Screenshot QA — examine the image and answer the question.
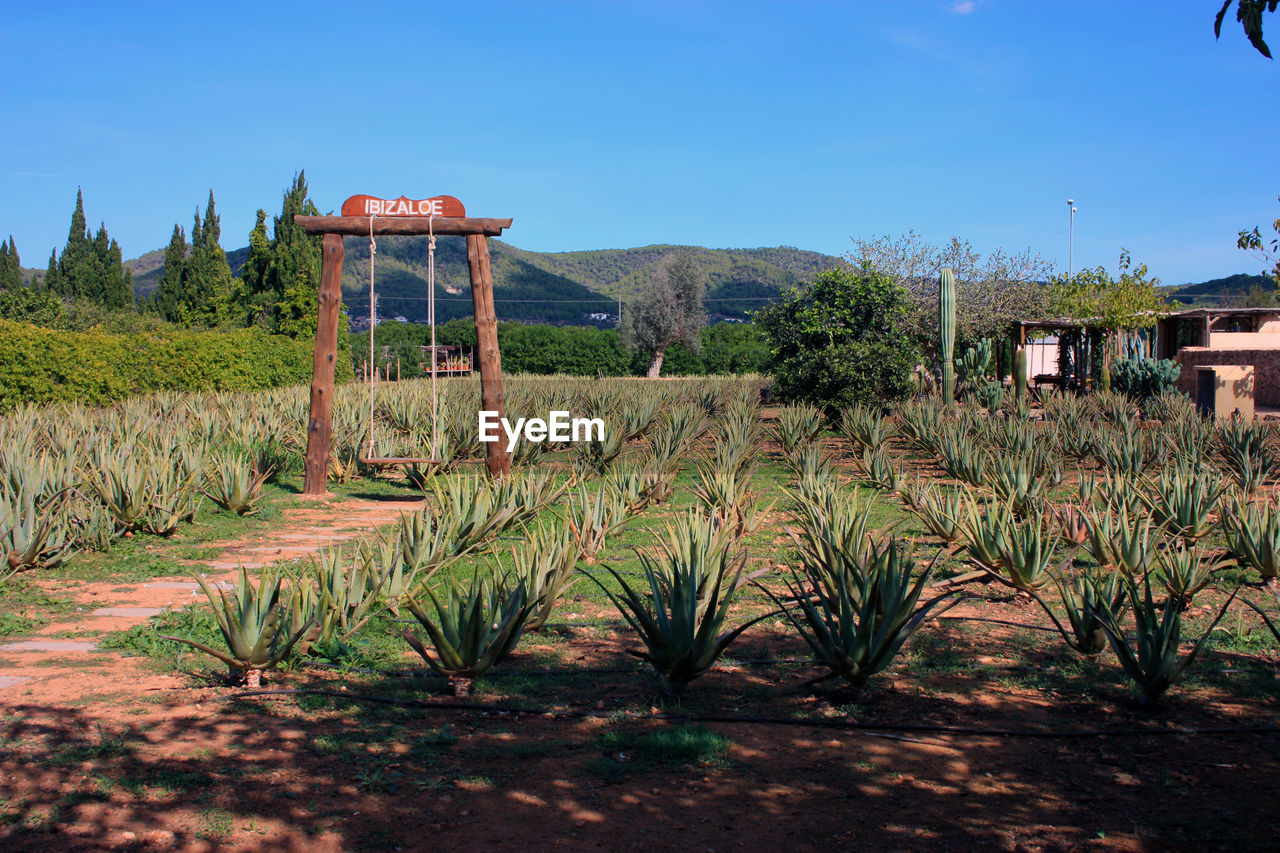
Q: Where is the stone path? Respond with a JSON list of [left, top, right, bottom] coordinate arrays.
[[0, 496, 425, 699]]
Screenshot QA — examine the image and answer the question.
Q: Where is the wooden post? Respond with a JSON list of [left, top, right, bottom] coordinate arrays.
[[303, 233, 345, 495], [467, 234, 511, 479]]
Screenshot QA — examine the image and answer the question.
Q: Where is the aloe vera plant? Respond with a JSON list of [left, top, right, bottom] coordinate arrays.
[[772, 404, 825, 457], [856, 445, 902, 492], [935, 424, 989, 487], [769, 536, 957, 693], [1220, 494, 1280, 583], [1154, 543, 1224, 609], [1093, 421, 1158, 477], [162, 566, 315, 687], [1216, 415, 1280, 495], [1, 487, 72, 573], [203, 450, 273, 515], [402, 571, 532, 697], [1138, 464, 1226, 542], [1032, 566, 1127, 656], [511, 523, 583, 631], [896, 399, 946, 454], [1084, 504, 1159, 575], [1087, 572, 1235, 705], [840, 402, 895, 452], [430, 476, 517, 557], [792, 484, 878, 586], [902, 479, 965, 544], [566, 484, 629, 560], [787, 443, 836, 501], [589, 513, 767, 695], [988, 452, 1060, 515]]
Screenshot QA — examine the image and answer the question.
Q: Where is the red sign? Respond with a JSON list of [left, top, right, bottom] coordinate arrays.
[[340, 194, 466, 218]]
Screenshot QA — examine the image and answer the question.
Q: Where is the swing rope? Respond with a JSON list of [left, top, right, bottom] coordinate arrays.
[[363, 212, 440, 465], [367, 214, 377, 459], [428, 215, 438, 461]]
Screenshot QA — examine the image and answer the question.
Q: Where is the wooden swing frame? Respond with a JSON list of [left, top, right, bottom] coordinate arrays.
[[294, 214, 514, 494]]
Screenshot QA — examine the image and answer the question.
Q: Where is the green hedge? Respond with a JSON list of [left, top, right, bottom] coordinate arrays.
[[0, 319, 348, 410], [356, 319, 769, 378]]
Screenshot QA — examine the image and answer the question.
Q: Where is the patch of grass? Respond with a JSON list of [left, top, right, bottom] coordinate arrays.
[[198, 806, 235, 841], [45, 725, 134, 766], [99, 604, 223, 671], [589, 724, 733, 779], [0, 575, 77, 636], [409, 725, 459, 760]]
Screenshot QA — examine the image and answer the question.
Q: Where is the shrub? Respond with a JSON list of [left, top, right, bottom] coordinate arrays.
[[755, 265, 919, 412], [1110, 357, 1180, 399], [0, 319, 340, 410]]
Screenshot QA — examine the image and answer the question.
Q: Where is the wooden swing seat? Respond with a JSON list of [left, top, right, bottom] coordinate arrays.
[[359, 456, 444, 466]]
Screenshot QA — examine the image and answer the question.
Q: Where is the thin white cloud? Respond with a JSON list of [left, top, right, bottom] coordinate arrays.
[[949, 1, 977, 14]]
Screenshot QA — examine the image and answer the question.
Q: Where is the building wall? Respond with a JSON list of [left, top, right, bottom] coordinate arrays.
[[1175, 347, 1280, 406], [1208, 332, 1280, 349]]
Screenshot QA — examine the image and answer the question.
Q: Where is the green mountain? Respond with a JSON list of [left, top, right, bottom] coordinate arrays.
[[1161, 273, 1277, 307], [121, 238, 841, 326]]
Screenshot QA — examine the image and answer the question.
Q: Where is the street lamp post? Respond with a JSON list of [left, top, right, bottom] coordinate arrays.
[[1067, 198, 1077, 280]]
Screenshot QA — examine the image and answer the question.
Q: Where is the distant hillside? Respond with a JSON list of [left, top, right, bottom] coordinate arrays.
[[1161, 273, 1276, 307], [25, 250, 1278, 323], [116, 239, 843, 326]]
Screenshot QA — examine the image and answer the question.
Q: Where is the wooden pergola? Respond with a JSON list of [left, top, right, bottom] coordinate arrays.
[[293, 213, 514, 495]]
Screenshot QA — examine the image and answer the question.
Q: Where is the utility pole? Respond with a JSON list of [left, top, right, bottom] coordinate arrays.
[[1067, 198, 1077, 280]]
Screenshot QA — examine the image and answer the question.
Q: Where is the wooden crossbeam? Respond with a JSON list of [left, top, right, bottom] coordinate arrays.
[[294, 215, 512, 237]]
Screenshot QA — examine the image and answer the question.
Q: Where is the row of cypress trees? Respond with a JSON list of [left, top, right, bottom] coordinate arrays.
[[1, 173, 323, 339], [0, 189, 138, 308]]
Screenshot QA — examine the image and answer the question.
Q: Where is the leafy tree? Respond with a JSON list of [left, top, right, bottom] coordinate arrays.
[[153, 224, 188, 322], [1216, 1, 1278, 57], [1048, 250, 1170, 367], [619, 251, 706, 377], [0, 237, 21, 289], [1238, 191, 1280, 285], [700, 322, 770, 374], [848, 229, 1052, 355], [756, 264, 920, 412]]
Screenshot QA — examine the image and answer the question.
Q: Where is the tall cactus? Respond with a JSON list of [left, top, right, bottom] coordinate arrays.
[[939, 268, 956, 402], [1013, 346, 1027, 400]]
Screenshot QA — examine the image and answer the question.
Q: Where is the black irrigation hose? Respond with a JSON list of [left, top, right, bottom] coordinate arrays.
[[939, 615, 1058, 634], [220, 688, 1280, 739], [300, 657, 817, 679]]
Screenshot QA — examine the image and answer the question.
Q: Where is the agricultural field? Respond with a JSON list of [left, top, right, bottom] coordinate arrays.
[[1, 377, 1279, 851]]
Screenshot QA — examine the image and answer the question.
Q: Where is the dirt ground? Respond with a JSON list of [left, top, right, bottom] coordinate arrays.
[[2, 476, 1279, 850]]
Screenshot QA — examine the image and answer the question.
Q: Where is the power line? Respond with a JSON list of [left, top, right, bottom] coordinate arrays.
[[342, 294, 784, 304]]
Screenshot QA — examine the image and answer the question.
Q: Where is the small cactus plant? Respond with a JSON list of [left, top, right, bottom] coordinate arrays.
[[1013, 347, 1027, 400]]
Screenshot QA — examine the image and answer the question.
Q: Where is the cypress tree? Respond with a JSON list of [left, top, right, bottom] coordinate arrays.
[[7, 237, 19, 289], [268, 171, 321, 299], [104, 231, 133, 308], [55, 188, 93, 298], [0, 236, 18, 289], [44, 249, 59, 294], [89, 224, 112, 304], [179, 191, 235, 325], [153, 224, 187, 322], [241, 209, 271, 296], [266, 171, 322, 337]]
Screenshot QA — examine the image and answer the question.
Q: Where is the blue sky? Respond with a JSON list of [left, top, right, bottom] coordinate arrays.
[[1, 1, 1276, 285]]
